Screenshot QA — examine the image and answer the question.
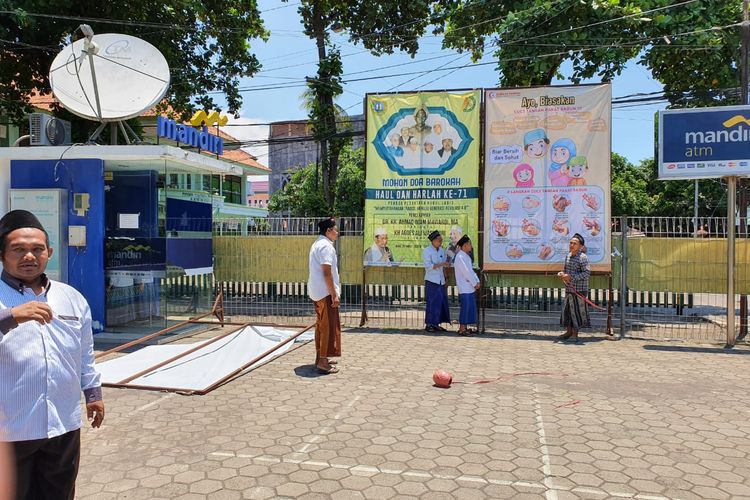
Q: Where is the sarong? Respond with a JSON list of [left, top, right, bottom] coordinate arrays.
[[314, 295, 342, 358], [425, 281, 450, 327], [458, 292, 477, 325], [560, 293, 590, 332]]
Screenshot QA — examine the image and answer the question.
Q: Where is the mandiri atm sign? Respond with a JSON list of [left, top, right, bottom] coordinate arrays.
[[659, 105, 750, 179]]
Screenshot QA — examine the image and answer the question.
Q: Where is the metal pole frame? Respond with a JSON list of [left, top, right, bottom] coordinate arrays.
[[116, 322, 254, 384], [360, 266, 369, 327], [619, 215, 628, 339], [101, 323, 315, 395], [96, 288, 225, 360], [727, 177, 737, 347]]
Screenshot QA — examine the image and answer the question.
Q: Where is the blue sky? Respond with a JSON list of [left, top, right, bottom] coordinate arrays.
[[226, 1, 666, 166]]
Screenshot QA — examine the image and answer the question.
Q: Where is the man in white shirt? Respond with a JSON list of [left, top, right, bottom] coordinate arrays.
[[453, 234, 480, 335], [308, 218, 342, 374], [423, 230, 451, 332], [422, 135, 441, 169], [0, 210, 104, 500], [364, 228, 393, 266]]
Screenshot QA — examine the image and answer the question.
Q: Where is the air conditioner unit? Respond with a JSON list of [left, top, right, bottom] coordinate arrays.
[[29, 113, 72, 146]]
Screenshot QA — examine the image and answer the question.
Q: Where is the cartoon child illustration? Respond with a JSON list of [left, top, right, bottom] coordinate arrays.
[[548, 138, 576, 186], [386, 133, 404, 158], [564, 156, 589, 186], [523, 128, 549, 185], [513, 163, 535, 188], [524, 128, 549, 158]]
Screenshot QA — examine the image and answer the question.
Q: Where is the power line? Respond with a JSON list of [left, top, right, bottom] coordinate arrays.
[[223, 23, 738, 95]]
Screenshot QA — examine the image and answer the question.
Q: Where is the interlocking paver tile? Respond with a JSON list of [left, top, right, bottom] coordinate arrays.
[[77, 329, 750, 499]]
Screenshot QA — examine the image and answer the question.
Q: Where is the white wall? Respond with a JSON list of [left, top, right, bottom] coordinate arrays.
[[0, 158, 10, 215]]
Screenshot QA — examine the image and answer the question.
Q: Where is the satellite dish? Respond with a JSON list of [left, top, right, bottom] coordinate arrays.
[[49, 33, 170, 122]]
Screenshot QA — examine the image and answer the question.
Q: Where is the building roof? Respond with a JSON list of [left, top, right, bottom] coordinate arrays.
[[250, 180, 269, 192], [26, 93, 269, 174]]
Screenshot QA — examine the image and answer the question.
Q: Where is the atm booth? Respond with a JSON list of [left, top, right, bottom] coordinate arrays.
[[0, 145, 247, 335]]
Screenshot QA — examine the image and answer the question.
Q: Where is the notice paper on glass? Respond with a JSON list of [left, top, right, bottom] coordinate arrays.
[[118, 213, 140, 229]]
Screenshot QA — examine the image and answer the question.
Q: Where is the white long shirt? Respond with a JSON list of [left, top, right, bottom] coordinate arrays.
[[0, 273, 101, 441], [454, 250, 480, 294], [366, 243, 390, 266], [308, 235, 340, 302]]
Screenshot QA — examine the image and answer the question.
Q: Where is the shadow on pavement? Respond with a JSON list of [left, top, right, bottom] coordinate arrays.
[[643, 345, 750, 355], [347, 327, 615, 344], [293, 364, 330, 378]]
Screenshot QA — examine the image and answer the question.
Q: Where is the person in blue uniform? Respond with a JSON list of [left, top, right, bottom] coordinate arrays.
[[423, 230, 451, 332]]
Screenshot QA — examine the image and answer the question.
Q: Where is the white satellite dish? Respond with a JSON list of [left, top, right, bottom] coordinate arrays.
[[49, 30, 170, 143]]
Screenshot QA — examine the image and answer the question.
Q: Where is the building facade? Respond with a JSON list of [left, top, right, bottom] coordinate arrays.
[[267, 115, 365, 200]]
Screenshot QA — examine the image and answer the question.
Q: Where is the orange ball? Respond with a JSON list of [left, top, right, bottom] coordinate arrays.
[[433, 369, 453, 388]]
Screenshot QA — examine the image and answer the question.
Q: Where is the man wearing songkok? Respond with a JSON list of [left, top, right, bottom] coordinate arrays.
[[453, 235, 480, 336], [308, 217, 342, 374], [557, 233, 591, 343], [0, 209, 104, 500], [364, 227, 393, 266], [423, 230, 451, 332]]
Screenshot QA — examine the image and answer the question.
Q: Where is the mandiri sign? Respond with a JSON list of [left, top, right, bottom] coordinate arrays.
[[157, 116, 224, 155], [658, 105, 750, 179]]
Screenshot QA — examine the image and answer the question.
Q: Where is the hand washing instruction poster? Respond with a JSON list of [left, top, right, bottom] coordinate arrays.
[[483, 84, 612, 272], [364, 91, 480, 267]]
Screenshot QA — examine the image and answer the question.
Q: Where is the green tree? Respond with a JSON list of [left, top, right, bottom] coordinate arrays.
[[294, 0, 436, 207], [268, 145, 365, 217], [1, 1, 268, 125], [435, 0, 742, 98], [640, 158, 727, 217], [610, 154, 727, 217], [267, 166, 330, 217], [639, 1, 743, 107], [611, 153, 655, 216], [333, 146, 365, 217]]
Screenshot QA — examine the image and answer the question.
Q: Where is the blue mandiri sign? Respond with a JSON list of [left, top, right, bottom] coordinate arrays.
[[658, 105, 750, 179], [157, 116, 224, 155]]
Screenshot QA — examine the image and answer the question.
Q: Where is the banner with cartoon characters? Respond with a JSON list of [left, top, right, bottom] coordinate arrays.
[[483, 84, 611, 272], [364, 91, 481, 267]]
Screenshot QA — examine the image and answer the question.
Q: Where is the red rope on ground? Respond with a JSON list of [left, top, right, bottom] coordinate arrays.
[[569, 287, 607, 311], [554, 399, 582, 409], [452, 371, 567, 385]]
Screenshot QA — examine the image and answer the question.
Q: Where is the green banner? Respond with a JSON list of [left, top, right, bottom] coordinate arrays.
[[364, 91, 481, 267]]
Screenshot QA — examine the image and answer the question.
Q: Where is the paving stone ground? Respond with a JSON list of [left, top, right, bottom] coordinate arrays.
[[80, 329, 750, 500]]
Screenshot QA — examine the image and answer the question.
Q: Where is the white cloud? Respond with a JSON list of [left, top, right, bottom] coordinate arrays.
[[225, 115, 269, 171]]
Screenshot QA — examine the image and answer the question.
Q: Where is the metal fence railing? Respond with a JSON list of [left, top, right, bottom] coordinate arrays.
[[144, 216, 750, 345], [213, 217, 364, 236]]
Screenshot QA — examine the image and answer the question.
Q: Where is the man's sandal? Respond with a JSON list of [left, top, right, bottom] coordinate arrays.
[[317, 365, 340, 374]]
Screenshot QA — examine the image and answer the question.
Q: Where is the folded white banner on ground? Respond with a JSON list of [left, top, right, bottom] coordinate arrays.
[[97, 326, 305, 391]]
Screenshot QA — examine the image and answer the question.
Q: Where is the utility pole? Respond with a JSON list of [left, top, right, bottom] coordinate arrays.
[[738, 0, 750, 342]]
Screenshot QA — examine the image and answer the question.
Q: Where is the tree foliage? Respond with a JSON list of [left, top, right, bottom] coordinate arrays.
[[435, 0, 743, 102], [611, 153, 727, 217], [294, 0, 435, 207], [611, 153, 655, 216], [0, 0, 268, 124], [268, 145, 365, 217]]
